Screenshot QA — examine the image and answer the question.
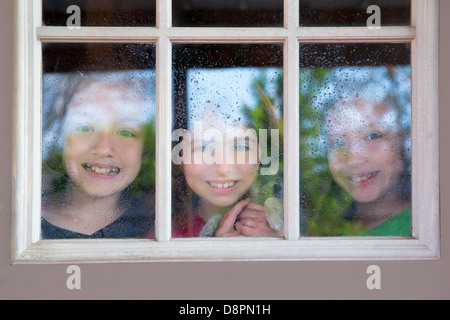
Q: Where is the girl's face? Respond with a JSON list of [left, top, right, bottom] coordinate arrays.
[[183, 126, 260, 208], [325, 100, 405, 203], [62, 81, 145, 198]]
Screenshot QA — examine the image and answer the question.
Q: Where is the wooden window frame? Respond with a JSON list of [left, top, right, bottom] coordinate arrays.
[[12, 0, 440, 263]]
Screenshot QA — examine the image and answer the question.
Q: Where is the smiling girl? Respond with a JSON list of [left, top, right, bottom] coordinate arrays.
[[41, 72, 154, 239], [171, 109, 283, 238], [324, 95, 411, 236]]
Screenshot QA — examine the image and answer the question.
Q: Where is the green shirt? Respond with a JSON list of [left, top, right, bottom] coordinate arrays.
[[361, 207, 412, 237]]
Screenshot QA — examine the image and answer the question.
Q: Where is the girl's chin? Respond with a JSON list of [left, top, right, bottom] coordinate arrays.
[[205, 195, 242, 209], [352, 192, 380, 203], [345, 184, 382, 203], [71, 185, 123, 199]]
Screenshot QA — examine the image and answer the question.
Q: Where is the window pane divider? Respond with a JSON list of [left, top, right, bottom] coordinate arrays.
[[36, 26, 416, 43], [297, 26, 416, 43], [155, 0, 172, 242], [155, 35, 172, 242], [283, 0, 300, 239]]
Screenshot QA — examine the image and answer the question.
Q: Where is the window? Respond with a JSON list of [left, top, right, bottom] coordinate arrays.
[[12, 0, 439, 263]]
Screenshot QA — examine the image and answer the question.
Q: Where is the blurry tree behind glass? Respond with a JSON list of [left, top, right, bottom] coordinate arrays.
[[242, 70, 284, 206]]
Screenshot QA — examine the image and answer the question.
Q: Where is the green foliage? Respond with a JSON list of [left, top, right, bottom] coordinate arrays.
[[126, 119, 156, 196], [242, 71, 284, 206], [42, 145, 69, 196]]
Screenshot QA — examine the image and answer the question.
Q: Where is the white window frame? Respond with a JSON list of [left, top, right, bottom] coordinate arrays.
[[12, 0, 439, 264]]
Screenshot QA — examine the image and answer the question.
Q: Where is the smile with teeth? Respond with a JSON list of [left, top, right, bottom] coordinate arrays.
[[83, 164, 120, 175], [350, 171, 378, 183], [207, 180, 238, 189]]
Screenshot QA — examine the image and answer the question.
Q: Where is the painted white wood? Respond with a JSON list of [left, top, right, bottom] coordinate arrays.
[[11, 0, 440, 263], [297, 26, 416, 43], [283, 0, 300, 240], [410, 0, 440, 257], [12, 0, 29, 261], [12, 0, 42, 261], [155, 0, 172, 242], [36, 26, 416, 43], [12, 237, 438, 264], [31, 0, 43, 244]]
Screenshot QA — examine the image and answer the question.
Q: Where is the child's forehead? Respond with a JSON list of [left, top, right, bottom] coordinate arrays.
[[72, 81, 139, 101], [189, 108, 245, 132], [325, 99, 398, 133], [67, 81, 147, 122]]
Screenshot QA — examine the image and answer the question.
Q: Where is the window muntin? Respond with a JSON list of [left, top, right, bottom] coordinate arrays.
[[172, 0, 283, 27], [299, 43, 411, 237], [41, 43, 156, 239], [300, 0, 411, 27], [11, 0, 439, 263], [42, 0, 157, 27], [171, 44, 283, 238]]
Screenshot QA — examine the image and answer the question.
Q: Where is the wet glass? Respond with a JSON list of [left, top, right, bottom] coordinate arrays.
[[172, 0, 283, 27], [41, 43, 156, 239], [299, 43, 412, 237], [172, 44, 284, 238], [42, 0, 156, 27], [300, 0, 410, 27]]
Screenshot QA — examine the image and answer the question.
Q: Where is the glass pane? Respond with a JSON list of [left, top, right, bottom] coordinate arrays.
[[41, 43, 156, 239], [173, 0, 283, 27], [43, 0, 156, 27], [300, 0, 410, 27], [299, 43, 411, 237], [172, 44, 284, 238]]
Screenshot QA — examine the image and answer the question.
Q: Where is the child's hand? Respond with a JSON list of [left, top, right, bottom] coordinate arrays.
[[215, 198, 283, 238], [235, 202, 284, 237], [215, 198, 251, 237]]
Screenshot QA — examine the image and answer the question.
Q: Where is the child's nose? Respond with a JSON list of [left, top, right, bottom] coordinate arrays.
[[346, 142, 368, 166], [91, 131, 114, 157], [213, 162, 234, 175]]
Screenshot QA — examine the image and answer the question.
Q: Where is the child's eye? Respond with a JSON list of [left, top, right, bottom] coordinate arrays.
[[328, 140, 346, 150], [193, 143, 209, 153], [75, 125, 94, 132], [117, 129, 137, 138], [234, 144, 249, 152], [193, 146, 204, 153], [203, 143, 217, 153], [367, 132, 383, 140]]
